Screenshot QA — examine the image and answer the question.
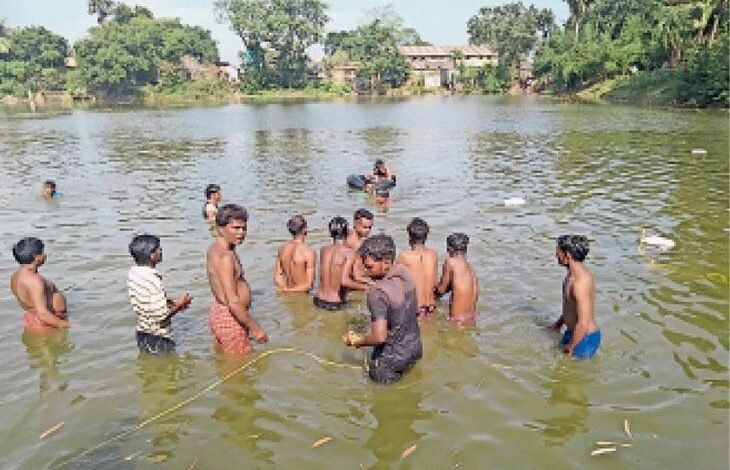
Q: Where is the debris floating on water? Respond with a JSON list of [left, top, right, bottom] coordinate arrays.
[[311, 436, 333, 448], [623, 419, 634, 440], [187, 458, 198, 470], [401, 444, 417, 459], [691, 148, 707, 155], [504, 197, 526, 207], [39, 421, 64, 439], [591, 447, 617, 456], [595, 441, 619, 446]]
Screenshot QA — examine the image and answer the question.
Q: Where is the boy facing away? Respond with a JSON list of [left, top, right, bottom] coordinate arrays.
[[274, 215, 316, 293], [128, 234, 192, 354], [396, 217, 439, 318], [435, 233, 479, 323]]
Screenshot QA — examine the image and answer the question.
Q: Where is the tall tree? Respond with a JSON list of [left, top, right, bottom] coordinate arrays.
[[88, 0, 116, 24]]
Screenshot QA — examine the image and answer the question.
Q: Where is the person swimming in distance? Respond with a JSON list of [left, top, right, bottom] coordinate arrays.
[[10, 237, 69, 331], [274, 215, 316, 293], [374, 189, 390, 208], [362, 159, 396, 192], [435, 233, 479, 324], [203, 184, 221, 224], [549, 235, 600, 359], [41, 180, 58, 199]]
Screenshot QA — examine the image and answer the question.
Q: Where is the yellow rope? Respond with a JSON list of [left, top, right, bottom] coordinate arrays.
[[51, 347, 361, 469]]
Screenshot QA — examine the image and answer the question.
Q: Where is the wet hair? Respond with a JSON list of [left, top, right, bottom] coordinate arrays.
[[216, 204, 248, 227], [557, 235, 589, 262], [12, 237, 44, 264], [328, 216, 348, 240], [359, 234, 396, 262], [205, 184, 220, 199], [374, 159, 384, 166], [447, 233, 469, 253], [287, 215, 307, 235], [129, 234, 160, 265], [44, 180, 56, 192], [353, 208, 373, 222], [375, 189, 389, 198], [407, 217, 429, 244]]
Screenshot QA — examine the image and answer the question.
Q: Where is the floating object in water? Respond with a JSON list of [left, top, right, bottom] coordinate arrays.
[[591, 447, 617, 456], [623, 419, 634, 440], [503, 197, 526, 207], [595, 441, 618, 446], [347, 174, 395, 192], [640, 229, 675, 250], [39, 421, 64, 439], [401, 444, 417, 459], [691, 148, 707, 155], [311, 436, 333, 448], [186, 458, 198, 470]]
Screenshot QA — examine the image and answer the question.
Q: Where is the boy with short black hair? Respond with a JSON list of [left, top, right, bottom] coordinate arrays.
[[128, 234, 192, 354], [435, 233, 479, 323]]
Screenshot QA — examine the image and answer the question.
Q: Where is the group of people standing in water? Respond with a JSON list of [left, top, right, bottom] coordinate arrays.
[[10, 163, 600, 384]]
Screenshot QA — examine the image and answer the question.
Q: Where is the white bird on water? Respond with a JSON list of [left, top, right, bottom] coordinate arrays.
[[504, 197, 526, 207], [640, 228, 675, 250]]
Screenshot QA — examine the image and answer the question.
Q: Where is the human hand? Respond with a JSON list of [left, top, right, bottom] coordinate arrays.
[[251, 325, 268, 344], [343, 331, 362, 347], [548, 319, 563, 331], [563, 345, 573, 356], [173, 293, 193, 311]]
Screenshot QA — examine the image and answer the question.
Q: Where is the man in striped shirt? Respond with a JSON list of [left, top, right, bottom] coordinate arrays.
[[128, 234, 192, 354]]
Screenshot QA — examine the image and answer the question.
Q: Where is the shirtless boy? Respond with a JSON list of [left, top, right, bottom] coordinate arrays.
[[435, 233, 479, 323], [549, 235, 600, 359], [203, 184, 221, 224], [41, 180, 57, 199], [314, 217, 367, 310], [397, 218, 438, 318], [344, 208, 374, 285], [207, 204, 267, 354], [274, 215, 316, 293], [343, 234, 422, 384], [363, 159, 396, 192], [10, 237, 69, 331]]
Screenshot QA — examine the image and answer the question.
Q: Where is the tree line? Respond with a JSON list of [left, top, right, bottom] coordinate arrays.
[[0, 0, 727, 105]]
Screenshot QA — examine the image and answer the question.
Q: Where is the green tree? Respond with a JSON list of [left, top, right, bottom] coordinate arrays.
[[215, 0, 329, 89], [88, 0, 116, 24], [0, 26, 68, 95]]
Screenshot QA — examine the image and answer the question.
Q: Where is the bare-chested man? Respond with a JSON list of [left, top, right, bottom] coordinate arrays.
[[10, 237, 69, 331], [397, 218, 438, 318], [549, 235, 600, 359], [344, 208, 374, 286], [274, 215, 316, 293], [435, 233, 479, 323], [207, 204, 267, 354], [314, 217, 368, 310]]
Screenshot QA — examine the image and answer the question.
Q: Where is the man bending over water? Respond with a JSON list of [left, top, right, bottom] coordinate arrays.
[[207, 204, 267, 354], [10, 237, 69, 331], [314, 217, 366, 310], [549, 235, 600, 359], [344, 234, 422, 384], [274, 215, 316, 293], [397, 218, 438, 318], [435, 233, 479, 323]]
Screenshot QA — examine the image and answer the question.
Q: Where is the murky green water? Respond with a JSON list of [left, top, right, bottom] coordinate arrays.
[[0, 96, 727, 469]]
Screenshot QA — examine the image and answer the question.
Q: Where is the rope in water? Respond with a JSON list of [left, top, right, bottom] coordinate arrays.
[[51, 347, 362, 469]]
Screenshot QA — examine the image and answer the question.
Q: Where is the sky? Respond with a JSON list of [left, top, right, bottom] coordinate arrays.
[[0, 0, 569, 64]]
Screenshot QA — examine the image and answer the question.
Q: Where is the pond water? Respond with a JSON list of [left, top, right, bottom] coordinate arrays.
[[0, 96, 727, 469]]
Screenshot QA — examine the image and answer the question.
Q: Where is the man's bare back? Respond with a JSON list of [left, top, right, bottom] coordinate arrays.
[[561, 264, 596, 333], [436, 233, 478, 321], [274, 240, 316, 292], [397, 246, 438, 314], [315, 242, 355, 304]]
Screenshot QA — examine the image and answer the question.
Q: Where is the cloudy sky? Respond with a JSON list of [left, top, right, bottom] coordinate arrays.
[[2, 0, 569, 63]]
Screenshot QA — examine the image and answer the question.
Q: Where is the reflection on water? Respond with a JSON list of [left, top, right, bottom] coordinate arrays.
[[0, 98, 727, 468]]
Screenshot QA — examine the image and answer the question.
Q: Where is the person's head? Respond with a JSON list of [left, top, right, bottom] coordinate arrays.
[[41, 180, 56, 198], [446, 233, 469, 255], [328, 216, 348, 241], [205, 184, 221, 203], [353, 208, 374, 238], [407, 217, 429, 245], [287, 214, 307, 237], [215, 204, 249, 245], [556, 235, 589, 265], [358, 234, 396, 279], [375, 189, 390, 204], [129, 234, 162, 266], [373, 159, 386, 176], [13, 237, 46, 266]]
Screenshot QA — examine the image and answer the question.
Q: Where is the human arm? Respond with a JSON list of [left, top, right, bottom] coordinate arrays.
[[29, 277, 69, 328], [166, 293, 192, 318], [219, 255, 266, 341], [273, 251, 288, 291], [344, 319, 387, 348], [340, 253, 370, 291], [435, 259, 452, 297], [548, 315, 564, 331], [563, 279, 592, 355]]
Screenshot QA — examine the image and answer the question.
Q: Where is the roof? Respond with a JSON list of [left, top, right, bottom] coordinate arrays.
[[399, 45, 497, 57]]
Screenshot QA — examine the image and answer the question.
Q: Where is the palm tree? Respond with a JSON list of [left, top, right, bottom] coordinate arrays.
[[566, 0, 596, 41]]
